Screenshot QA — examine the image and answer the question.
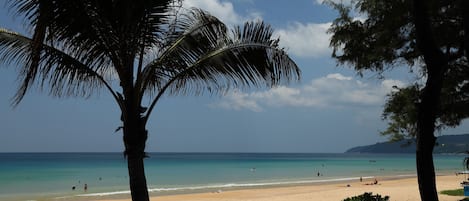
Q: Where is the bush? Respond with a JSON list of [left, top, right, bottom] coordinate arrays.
[[343, 192, 390, 201]]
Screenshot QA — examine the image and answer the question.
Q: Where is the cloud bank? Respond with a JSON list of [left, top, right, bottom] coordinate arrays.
[[315, 0, 354, 5], [182, 0, 371, 58], [183, 0, 261, 26], [275, 22, 332, 58], [183, 0, 332, 58], [210, 73, 406, 112]]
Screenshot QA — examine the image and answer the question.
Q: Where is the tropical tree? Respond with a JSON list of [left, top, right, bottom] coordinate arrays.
[[381, 63, 469, 140], [0, 1, 300, 200], [327, 0, 468, 200]]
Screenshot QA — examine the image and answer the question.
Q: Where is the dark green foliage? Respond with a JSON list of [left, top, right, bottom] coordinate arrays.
[[328, 0, 469, 141], [327, 0, 416, 74], [381, 62, 469, 140], [327, 0, 469, 200], [343, 192, 390, 201], [381, 85, 419, 140], [327, 0, 469, 152], [328, 0, 466, 74]]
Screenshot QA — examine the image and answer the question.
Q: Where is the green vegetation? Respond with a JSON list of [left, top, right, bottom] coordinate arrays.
[[343, 192, 390, 201], [440, 189, 464, 196], [439, 189, 469, 201], [327, 0, 469, 200]]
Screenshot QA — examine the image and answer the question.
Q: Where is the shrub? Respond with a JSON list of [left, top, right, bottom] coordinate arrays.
[[343, 192, 390, 201]]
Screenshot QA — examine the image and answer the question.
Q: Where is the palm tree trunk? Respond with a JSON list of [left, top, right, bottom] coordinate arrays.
[[127, 152, 150, 201], [123, 107, 150, 201]]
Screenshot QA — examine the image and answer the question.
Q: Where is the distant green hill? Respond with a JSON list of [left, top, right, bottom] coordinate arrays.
[[345, 134, 469, 154]]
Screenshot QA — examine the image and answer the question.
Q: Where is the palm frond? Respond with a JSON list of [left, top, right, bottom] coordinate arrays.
[[142, 17, 300, 120], [4, 0, 179, 107], [156, 20, 298, 95], [166, 32, 299, 96], [139, 8, 228, 96], [9, 0, 178, 73], [0, 29, 118, 106]]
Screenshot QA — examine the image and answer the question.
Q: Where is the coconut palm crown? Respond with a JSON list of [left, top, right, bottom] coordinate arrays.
[[0, 0, 300, 200]]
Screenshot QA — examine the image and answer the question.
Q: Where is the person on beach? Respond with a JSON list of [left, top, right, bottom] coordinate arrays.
[[84, 183, 88, 191], [365, 178, 378, 185]]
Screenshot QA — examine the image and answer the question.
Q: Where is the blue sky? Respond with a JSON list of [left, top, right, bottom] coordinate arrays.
[[0, 0, 468, 153]]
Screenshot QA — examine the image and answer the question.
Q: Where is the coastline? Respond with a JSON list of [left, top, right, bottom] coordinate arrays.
[[79, 174, 466, 201], [2, 153, 465, 201]]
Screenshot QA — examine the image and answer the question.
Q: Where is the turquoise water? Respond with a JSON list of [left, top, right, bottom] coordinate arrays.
[[0, 153, 465, 200]]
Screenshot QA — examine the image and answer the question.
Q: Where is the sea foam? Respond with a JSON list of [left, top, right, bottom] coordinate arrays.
[[75, 176, 378, 197]]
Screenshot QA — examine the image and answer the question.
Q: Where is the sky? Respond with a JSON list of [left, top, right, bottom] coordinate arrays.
[[0, 0, 468, 153]]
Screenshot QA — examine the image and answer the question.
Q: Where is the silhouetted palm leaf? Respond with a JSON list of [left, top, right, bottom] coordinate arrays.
[[0, 29, 120, 107], [141, 10, 299, 119]]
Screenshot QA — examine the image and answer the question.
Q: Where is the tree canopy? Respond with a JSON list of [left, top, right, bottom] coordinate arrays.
[[327, 0, 468, 200], [327, 0, 469, 140], [382, 63, 469, 140]]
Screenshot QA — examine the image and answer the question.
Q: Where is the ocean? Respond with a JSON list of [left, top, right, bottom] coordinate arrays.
[[0, 152, 465, 201]]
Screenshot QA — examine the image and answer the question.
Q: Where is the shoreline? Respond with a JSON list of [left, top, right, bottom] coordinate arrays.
[[61, 174, 420, 200], [74, 174, 466, 201], [2, 153, 464, 201], [70, 175, 410, 198]]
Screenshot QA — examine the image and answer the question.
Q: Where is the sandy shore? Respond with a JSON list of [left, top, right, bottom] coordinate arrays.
[[100, 175, 467, 201]]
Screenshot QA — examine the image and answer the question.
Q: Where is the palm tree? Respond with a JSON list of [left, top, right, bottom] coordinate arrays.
[[0, 0, 300, 200]]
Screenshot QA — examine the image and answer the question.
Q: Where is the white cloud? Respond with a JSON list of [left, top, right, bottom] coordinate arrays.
[[183, 0, 261, 26], [274, 22, 332, 58], [326, 73, 352, 81], [210, 73, 407, 112], [315, 0, 353, 5], [209, 90, 263, 112], [183, 0, 332, 58]]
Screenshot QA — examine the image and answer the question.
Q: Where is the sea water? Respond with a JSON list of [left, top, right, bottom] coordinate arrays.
[[0, 152, 465, 200]]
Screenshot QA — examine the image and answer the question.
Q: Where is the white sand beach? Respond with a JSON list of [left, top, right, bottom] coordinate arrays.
[[100, 174, 467, 201]]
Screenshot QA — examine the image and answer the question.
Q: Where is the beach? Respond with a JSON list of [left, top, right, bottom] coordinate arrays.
[[1, 153, 466, 200], [98, 175, 466, 201]]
